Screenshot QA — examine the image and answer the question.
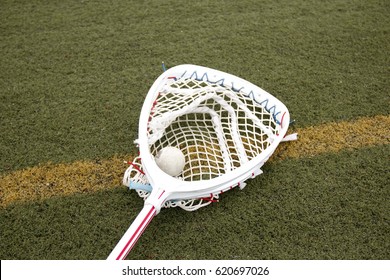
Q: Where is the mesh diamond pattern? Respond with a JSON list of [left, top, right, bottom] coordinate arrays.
[[124, 77, 280, 211]]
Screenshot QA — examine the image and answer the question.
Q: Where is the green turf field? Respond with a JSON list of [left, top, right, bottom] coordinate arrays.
[[0, 0, 389, 260]]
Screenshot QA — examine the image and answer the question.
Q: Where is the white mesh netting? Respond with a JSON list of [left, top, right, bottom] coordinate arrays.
[[124, 77, 280, 211]]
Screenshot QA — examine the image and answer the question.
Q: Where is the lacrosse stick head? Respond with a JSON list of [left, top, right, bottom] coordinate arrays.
[[125, 64, 290, 212]]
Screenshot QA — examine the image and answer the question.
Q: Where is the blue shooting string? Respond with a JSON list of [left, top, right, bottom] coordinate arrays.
[[162, 61, 167, 72]]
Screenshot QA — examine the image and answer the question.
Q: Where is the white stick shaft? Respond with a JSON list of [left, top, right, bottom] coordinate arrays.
[[107, 204, 156, 260]]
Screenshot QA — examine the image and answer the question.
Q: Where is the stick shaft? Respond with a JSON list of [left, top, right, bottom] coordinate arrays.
[[107, 204, 156, 260]]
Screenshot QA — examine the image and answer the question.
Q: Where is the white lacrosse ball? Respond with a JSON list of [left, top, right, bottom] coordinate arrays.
[[155, 146, 186, 177]]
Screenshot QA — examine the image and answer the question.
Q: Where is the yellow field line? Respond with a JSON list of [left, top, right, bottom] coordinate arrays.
[[272, 114, 390, 160], [1, 115, 389, 208]]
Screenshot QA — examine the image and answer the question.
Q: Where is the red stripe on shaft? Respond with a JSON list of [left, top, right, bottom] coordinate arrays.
[[116, 207, 156, 260]]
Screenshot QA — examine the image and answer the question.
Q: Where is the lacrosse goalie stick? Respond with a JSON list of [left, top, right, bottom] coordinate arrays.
[[107, 64, 296, 260]]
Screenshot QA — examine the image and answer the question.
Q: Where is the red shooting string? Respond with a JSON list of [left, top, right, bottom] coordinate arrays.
[[127, 161, 145, 175], [201, 194, 219, 203], [276, 111, 287, 136]]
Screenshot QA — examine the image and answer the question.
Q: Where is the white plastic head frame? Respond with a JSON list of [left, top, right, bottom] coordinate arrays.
[[138, 64, 289, 213]]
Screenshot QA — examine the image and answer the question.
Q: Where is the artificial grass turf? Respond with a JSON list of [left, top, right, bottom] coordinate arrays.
[[1, 0, 389, 261], [1, 0, 389, 173], [0, 145, 388, 260]]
